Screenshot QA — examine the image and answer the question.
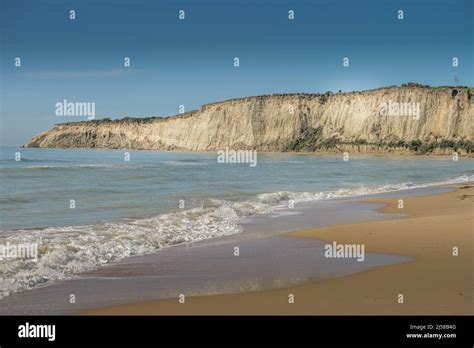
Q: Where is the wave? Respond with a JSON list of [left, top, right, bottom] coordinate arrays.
[[260, 160, 305, 164], [0, 174, 472, 299], [0, 163, 147, 172], [11, 161, 209, 170], [255, 174, 472, 206], [0, 205, 243, 298], [25, 164, 129, 170], [163, 160, 209, 166], [0, 158, 42, 163], [0, 164, 130, 172]]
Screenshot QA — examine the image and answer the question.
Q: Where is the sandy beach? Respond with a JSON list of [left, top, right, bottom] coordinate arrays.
[[83, 185, 473, 315]]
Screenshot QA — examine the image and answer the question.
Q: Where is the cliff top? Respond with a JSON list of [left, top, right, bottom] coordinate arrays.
[[56, 84, 472, 127]]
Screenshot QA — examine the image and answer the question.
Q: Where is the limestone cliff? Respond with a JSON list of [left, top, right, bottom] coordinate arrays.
[[23, 85, 474, 155]]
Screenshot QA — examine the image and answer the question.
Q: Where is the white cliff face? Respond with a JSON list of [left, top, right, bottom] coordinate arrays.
[[23, 86, 474, 155]]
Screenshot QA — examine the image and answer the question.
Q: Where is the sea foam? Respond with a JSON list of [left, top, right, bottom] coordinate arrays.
[[0, 174, 472, 299]]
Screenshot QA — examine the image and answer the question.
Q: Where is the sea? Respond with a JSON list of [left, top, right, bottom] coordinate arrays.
[[0, 146, 473, 298]]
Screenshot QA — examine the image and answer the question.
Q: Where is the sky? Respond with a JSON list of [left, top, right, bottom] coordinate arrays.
[[0, 0, 473, 146]]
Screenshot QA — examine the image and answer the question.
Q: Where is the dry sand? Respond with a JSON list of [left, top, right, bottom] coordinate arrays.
[[84, 185, 473, 315]]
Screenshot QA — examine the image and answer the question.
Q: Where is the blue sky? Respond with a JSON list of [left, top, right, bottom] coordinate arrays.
[[1, 0, 472, 145]]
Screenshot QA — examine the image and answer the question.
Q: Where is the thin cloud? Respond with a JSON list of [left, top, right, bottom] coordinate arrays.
[[21, 68, 145, 79]]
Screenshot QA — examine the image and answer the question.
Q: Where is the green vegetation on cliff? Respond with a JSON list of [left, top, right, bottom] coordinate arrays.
[[286, 129, 474, 154]]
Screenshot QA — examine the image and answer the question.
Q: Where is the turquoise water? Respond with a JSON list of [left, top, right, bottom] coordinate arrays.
[[2, 147, 473, 230], [0, 146, 472, 297]]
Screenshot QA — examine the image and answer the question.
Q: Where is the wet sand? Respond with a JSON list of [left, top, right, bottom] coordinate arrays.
[[84, 185, 473, 315], [0, 197, 405, 314]]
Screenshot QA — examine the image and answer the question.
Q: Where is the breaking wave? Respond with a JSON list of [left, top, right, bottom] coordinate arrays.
[[0, 174, 472, 299]]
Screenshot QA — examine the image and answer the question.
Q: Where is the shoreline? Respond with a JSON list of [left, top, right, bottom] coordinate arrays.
[[0, 183, 470, 314], [16, 145, 473, 157], [83, 184, 473, 315], [0, 193, 407, 314]]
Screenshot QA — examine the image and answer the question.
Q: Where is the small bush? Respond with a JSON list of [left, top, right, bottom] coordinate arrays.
[[408, 140, 423, 151]]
